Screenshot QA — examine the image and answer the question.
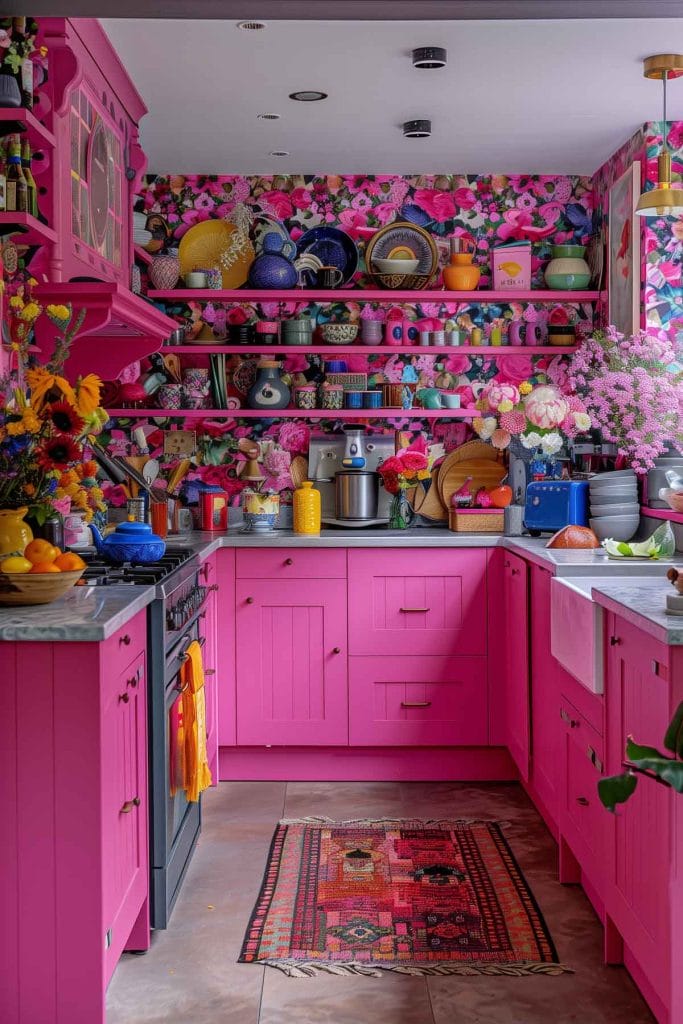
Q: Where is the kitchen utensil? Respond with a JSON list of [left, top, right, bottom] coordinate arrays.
[[179, 220, 254, 289], [448, 440, 502, 464], [335, 470, 379, 520], [290, 455, 309, 489], [89, 521, 166, 564], [320, 384, 344, 410], [296, 226, 359, 287], [0, 568, 85, 607], [294, 385, 317, 410], [253, 216, 297, 260], [345, 391, 363, 409], [588, 489, 637, 505], [199, 486, 228, 531], [439, 391, 461, 409], [589, 514, 640, 542], [184, 271, 207, 289], [248, 252, 298, 289], [524, 480, 589, 535], [241, 490, 279, 533], [438, 457, 507, 509], [63, 512, 93, 549]]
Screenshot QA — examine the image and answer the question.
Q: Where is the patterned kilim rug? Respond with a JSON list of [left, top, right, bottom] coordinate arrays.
[[239, 818, 570, 977]]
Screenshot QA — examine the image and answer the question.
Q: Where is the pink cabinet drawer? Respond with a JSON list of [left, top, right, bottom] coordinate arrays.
[[348, 549, 487, 656], [236, 548, 346, 579], [105, 610, 146, 664], [349, 655, 488, 746], [559, 696, 609, 885]]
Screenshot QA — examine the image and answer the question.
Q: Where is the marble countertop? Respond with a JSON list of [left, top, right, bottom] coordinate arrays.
[[0, 584, 156, 642]]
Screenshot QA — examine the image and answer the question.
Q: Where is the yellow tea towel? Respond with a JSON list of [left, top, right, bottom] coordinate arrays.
[[180, 639, 212, 802]]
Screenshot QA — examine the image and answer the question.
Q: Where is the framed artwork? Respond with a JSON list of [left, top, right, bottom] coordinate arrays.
[[608, 163, 641, 336]]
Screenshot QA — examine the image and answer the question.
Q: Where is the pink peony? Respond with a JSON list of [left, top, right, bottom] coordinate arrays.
[[524, 386, 569, 429], [482, 381, 520, 411]]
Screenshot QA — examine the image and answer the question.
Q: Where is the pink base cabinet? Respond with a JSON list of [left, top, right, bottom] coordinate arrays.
[[1, 611, 150, 1024]]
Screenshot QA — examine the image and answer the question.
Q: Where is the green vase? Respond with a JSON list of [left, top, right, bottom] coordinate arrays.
[[389, 490, 413, 530]]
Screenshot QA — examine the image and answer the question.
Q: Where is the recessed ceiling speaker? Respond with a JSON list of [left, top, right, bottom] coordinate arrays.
[[402, 119, 432, 138], [412, 47, 447, 69]]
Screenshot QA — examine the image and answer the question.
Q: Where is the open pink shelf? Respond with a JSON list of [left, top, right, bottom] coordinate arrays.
[[0, 107, 55, 147], [106, 407, 479, 420], [148, 288, 601, 304], [0, 211, 57, 243], [160, 344, 578, 356], [641, 506, 683, 525], [133, 245, 154, 266]]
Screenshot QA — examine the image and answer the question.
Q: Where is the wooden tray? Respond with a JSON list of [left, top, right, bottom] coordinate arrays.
[[438, 457, 507, 509]]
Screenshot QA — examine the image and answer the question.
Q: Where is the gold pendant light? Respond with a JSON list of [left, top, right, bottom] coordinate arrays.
[[635, 54, 683, 218]]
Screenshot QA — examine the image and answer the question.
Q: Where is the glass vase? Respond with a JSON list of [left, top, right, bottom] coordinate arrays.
[[389, 489, 413, 530]]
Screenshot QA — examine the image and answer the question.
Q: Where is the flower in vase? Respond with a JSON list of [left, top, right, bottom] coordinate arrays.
[[473, 416, 497, 441], [36, 435, 82, 471], [499, 410, 527, 435], [524, 385, 568, 429], [492, 428, 512, 450], [521, 431, 543, 450], [46, 401, 85, 436], [540, 432, 563, 456]]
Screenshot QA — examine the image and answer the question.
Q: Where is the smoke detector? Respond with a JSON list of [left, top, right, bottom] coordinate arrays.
[[402, 119, 432, 138], [412, 47, 447, 69]]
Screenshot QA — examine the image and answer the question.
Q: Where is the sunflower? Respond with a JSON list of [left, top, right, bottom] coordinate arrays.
[[46, 401, 85, 436], [25, 368, 76, 411], [36, 435, 82, 471], [74, 373, 103, 415]]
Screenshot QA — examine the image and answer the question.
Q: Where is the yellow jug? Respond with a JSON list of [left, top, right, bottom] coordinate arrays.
[[0, 507, 34, 557], [293, 481, 321, 535]]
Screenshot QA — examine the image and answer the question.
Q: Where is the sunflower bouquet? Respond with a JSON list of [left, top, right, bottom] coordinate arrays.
[[0, 303, 109, 525]]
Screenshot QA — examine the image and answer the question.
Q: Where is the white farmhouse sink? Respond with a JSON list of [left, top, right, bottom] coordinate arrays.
[[550, 578, 604, 694]]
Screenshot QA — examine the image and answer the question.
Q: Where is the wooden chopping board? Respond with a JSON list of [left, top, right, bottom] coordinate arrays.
[[446, 439, 501, 464], [438, 457, 507, 508], [408, 467, 448, 522]]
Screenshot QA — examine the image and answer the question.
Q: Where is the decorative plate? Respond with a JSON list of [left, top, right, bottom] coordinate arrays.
[[296, 226, 359, 286], [365, 222, 438, 279], [179, 220, 255, 289]]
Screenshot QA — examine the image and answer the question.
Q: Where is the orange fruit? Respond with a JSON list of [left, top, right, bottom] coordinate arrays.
[[24, 539, 59, 565], [54, 552, 86, 572], [29, 561, 62, 573]]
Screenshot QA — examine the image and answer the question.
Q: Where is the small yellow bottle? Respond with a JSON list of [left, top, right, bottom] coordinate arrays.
[[293, 480, 321, 535]]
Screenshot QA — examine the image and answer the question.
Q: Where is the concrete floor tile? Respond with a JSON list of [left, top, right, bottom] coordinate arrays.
[[259, 970, 434, 1024]]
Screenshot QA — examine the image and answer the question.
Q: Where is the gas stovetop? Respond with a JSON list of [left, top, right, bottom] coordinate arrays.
[[81, 548, 194, 586]]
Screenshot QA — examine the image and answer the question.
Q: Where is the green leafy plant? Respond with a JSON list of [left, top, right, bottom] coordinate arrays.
[[598, 701, 683, 812]]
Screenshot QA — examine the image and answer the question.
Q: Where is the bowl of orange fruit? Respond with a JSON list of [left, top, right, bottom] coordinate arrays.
[[0, 539, 87, 606]]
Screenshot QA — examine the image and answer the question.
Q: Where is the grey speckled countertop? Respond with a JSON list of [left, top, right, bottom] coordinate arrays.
[[2, 528, 681, 643], [0, 584, 156, 642]]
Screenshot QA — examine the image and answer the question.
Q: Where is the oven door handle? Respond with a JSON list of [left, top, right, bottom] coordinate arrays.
[[181, 635, 206, 662]]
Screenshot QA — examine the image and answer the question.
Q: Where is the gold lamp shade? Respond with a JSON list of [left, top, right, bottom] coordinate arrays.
[[636, 55, 683, 218]]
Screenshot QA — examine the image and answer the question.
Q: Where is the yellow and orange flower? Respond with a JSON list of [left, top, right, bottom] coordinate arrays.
[[46, 401, 85, 436]]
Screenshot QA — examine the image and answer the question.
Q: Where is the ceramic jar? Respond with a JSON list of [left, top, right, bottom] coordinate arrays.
[[150, 253, 181, 291], [294, 385, 317, 410], [241, 490, 280, 532], [247, 360, 291, 410], [544, 245, 591, 290], [293, 481, 321, 535], [320, 384, 344, 410], [157, 383, 183, 410], [443, 252, 481, 291], [0, 507, 33, 557]]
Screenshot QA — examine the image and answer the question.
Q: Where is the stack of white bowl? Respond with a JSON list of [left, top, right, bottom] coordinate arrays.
[[589, 470, 640, 541], [133, 211, 152, 247]]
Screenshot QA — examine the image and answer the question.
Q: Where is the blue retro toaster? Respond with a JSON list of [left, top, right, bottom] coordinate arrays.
[[524, 480, 589, 535]]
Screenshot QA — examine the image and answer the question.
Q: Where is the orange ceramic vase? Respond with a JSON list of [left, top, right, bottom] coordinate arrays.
[[443, 252, 481, 291]]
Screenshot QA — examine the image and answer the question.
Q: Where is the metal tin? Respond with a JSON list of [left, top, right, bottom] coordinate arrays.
[[334, 470, 380, 520]]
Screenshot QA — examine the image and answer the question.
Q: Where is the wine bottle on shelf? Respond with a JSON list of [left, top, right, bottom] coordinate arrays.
[[5, 136, 28, 214], [21, 139, 37, 217]]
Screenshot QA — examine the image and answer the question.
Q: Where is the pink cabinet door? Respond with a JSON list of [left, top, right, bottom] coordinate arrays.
[[199, 554, 219, 783], [605, 614, 671, 1007], [216, 549, 236, 747], [235, 579, 348, 746], [349, 655, 488, 746], [502, 553, 530, 781], [348, 549, 487, 657], [530, 564, 560, 823], [559, 695, 608, 886], [101, 653, 148, 982]]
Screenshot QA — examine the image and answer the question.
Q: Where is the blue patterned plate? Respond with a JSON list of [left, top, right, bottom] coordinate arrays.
[[296, 226, 359, 286]]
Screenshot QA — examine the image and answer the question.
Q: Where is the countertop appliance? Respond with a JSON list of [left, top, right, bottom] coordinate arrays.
[[309, 430, 394, 527], [81, 547, 211, 929], [524, 480, 589, 536]]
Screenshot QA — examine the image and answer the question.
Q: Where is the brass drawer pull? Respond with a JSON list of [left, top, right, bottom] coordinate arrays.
[[284, 558, 293, 565], [208, 584, 219, 592], [119, 634, 131, 646], [400, 607, 430, 613], [332, 647, 342, 654], [127, 671, 139, 688], [587, 746, 603, 773], [576, 796, 590, 807], [120, 797, 140, 814], [205, 668, 216, 676], [119, 692, 130, 704], [246, 597, 254, 604], [401, 701, 432, 709], [609, 636, 622, 646], [559, 708, 579, 728]]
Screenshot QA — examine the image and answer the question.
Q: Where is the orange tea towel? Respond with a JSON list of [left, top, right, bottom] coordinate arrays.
[[180, 639, 212, 802]]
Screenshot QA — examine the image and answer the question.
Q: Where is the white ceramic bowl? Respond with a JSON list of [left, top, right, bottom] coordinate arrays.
[[589, 473, 636, 489], [589, 470, 636, 481], [588, 487, 637, 502], [590, 502, 641, 517], [589, 515, 640, 542], [372, 257, 420, 275]]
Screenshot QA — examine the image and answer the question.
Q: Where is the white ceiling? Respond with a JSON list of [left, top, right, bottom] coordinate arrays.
[[102, 17, 683, 176]]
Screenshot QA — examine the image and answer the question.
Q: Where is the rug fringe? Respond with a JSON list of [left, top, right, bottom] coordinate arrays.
[[256, 959, 574, 978], [278, 817, 509, 828]]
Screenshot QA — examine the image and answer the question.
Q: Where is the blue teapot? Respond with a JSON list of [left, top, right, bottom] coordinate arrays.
[[90, 520, 166, 564]]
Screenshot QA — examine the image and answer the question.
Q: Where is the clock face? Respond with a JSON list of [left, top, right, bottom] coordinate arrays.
[[88, 119, 111, 250]]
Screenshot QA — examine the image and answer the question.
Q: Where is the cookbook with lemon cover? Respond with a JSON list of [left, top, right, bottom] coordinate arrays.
[[492, 240, 532, 290]]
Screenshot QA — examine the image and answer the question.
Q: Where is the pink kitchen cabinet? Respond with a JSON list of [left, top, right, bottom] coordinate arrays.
[[216, 549, 236, 747], [349, 655, 488, 746], [502, 553, 530, 781], [235, 578, 348, 746], [529, 563, 561, 829], [348, 549, 487, 657], [1, 611, 149, 1024], [604, 613, 673, 1019]]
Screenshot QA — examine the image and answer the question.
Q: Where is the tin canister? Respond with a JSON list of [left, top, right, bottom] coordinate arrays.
[[199, 486, 228, 531]]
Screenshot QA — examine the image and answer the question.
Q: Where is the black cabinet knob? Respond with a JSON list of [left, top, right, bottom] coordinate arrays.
[[246, 597, 254, 604]]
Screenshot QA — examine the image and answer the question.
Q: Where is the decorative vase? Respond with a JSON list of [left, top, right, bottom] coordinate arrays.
[[293, 481, 321, 535], [247, 360, 291, 410], [389, 489, 413, 530], [248, 253, 298, 289], [544, 244, 591, 290], [443, 252, 481, 291], [150, 253, 181, 291], [0, 507, 34, 557]]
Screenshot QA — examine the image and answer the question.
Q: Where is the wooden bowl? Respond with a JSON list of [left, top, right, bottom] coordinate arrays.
[[0, 568, 85, 606]]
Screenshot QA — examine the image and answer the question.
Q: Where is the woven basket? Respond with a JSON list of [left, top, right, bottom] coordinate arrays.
[[449, 509, 504, 533]]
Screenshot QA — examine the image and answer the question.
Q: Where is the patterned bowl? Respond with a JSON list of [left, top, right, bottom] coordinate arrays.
[[321, 323, 359, 345]]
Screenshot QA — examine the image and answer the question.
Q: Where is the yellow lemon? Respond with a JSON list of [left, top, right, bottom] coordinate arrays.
[[1, 555, 33, 573], [498, 261, 522, 276]]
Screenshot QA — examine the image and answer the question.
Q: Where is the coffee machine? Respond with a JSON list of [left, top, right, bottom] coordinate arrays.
[[308, 430, 395, 527]]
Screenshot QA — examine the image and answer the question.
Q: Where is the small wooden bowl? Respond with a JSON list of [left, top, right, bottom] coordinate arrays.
[[0, 568, 85, 606]]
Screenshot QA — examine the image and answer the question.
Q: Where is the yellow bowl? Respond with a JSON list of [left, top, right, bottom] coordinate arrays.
[[0, 568, 85, 606]]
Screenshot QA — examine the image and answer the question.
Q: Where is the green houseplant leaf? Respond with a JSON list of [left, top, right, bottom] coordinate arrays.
[[626, 738, 683, 793], [663, 701, 683, 759], [598, 772, 638, 812]]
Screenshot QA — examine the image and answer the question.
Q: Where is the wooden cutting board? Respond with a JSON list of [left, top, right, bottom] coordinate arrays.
[[409, 467, 448, 522], [438, 457, 507, 508], [447, 439, 501, 464]]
